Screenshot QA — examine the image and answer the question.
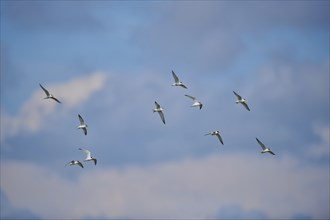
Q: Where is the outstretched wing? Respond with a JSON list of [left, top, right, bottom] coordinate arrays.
[[51, 96, 61, 103], [216, 134, 224, 145], [268, 150, 275, 155], [154, 101, 161, 109], [242, 102, 250, 111], [65, 160, 73, 166], [172, 70, 179, 83], [82, 127, 87, 135], [77, 161, 84, 168], [185, 94, 196, 100], [39, 83, 50, 96], [158, 111, 166, 124], [78, 114, 85, 125], [79, 148, 91, 159], [93, 158, 97, 165], [180, 84, 188, 89], [256, 138, 266, 150], [233, 91, 242, 100]]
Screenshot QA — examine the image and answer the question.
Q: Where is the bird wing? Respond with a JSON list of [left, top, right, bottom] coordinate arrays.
[[242, 102, 250, 111], [82, 127, 87, 135], [78, 114, 85, 125], [233, 91, 242, 100], [65, 161, 73, 166], [158, 111, 166, 124], [77, 161, 84, 168], [180, 84, 188, 89], [205, 132, 211, 136], [93, 158, 97, 165], [39, 83, 50, 96], [256, 138, 266, 150], [185, 94, 196, 100], [51, 96, 61, 103], [79, 148, 91, 159], [269, 150, 275, 155], [172, 70, 179, 83], [154, 101, 161, 109], [216, 134, 224, 145]]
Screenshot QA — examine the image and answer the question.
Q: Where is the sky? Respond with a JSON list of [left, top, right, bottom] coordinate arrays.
[[0, 1, 329, 219]]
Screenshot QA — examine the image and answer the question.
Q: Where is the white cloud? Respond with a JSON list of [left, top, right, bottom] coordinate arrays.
[[0, 72, 107, 141], [1, 154, 328, 219], [305, 124, 330, 160]]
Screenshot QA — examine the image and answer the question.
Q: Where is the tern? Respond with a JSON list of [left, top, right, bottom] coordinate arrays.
[[205, 131, 224, 145], [256, 138, 275, 155], [39, 83, 61, 103], [77, 114, 88, 135], [65, 160, 84, 168], [171, 70, 188, 89], [185, 94, 203, 109], [153, 101, 166, 124], [233, 91, 250, 111], [79, 148, 97, 165]]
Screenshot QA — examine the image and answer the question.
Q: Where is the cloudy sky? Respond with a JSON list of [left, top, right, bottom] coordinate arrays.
[[1, 1, 329, 219]]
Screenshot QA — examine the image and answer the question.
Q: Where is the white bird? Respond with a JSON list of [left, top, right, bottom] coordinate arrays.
[[185, 94, 203, 109], [153, 101, 166, 124], [77, 114, 88, 135], [79, 148, 97, 165], [233, 91, 250, 111], [256, 138, 275, 155], [171, 70, 188, 89], [39, 83, 61, 103], [65, 160, 84, 168], [205, 131, 224, 145]]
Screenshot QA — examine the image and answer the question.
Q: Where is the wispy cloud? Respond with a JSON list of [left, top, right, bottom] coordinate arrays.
[[1, 154, 328, 219], [3, 1, 105, 32], [1, 72, 107, 142]]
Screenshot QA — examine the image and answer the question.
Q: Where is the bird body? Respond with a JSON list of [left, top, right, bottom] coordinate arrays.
[[39, 83, 61, 103], [78, 114, 88, 135], [233, 91, 250, 111], [185, 94, 203, 109], [79, 148, 97, 165], [205, 131, 224, 145], [153, 101, 166, 124], [65, 160, 84, 168], [256, 138, 275, 155], [171, 70, 188, 89]]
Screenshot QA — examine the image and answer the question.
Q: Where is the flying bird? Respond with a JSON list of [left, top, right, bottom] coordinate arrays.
[[153, 101, 166, 124], [256, 138, 275, 155], [233, 91, 250, 111], [39, 83, 61, 103], [65, 160, 84, 168], [171, 70, 188, 89], [185, 94, 203, 109], [79, 148, 97, 165], [77, 114, 88, 135], [205, 131, 224, 145]]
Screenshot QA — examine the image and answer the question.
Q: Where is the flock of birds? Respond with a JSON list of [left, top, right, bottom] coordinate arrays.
[[39, 71, 275, 168], [39, 83, 97, 168], [154, 71, 275, 155]]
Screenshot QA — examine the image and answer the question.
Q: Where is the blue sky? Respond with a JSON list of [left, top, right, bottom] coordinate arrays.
[[1, 1, 329, 219]]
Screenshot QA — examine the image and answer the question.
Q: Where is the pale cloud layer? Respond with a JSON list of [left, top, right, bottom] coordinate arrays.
[[1, 153, 329, 219], [1, 2, 328, 219], [1, 72, 107, 141], [305, 124, 330, 161]]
